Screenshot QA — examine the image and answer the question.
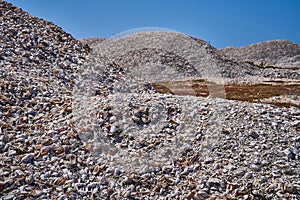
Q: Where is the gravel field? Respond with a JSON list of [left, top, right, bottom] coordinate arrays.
[[1, 1, 299, 199]]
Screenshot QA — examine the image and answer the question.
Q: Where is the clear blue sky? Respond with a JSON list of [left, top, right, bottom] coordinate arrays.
[[5, 0, 300, 48]]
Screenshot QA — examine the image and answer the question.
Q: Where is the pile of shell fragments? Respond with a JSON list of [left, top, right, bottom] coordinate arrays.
[[1, 1, 299, 199]]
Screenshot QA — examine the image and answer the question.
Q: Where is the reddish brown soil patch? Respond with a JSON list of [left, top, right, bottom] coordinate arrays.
[[151, 79, 300, 108]]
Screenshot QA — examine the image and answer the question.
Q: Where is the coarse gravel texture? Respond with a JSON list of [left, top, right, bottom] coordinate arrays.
[[1, 1, 300, 199]]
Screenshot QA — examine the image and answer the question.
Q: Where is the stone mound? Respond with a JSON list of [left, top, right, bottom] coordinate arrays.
[[1, 3, 90, 198], [86, 31, 266, 83], [219, 40, 300, 68], [1, 1, 299, 199], [0, 0, 90, 130], [86, 34, 300, 82]]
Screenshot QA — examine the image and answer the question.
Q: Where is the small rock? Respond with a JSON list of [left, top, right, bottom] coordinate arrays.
[[251, 164, 261, 172], [204, 158, 214, 164], [197, 190, 209, 198], [271, 172, 281, 178], [21, 153, 34, 163], [235, 169, 245, 177], [110, 116, 117, 123], [186, 191, 196, 199], [207, 177, 221, 187], [87, 182, 99, 190], [114, 168, 121, 177], [196, 133, 203, 141], [65, 107, 72, 112], [222, 129, 230, 135], [74, 183, 85, 190], [285, 184, 296, 193], [25, 174, 34, 184], [287, 151, 296, 160], [250, 131, 259, 139], [252, 189, 259, 195], [110, 125, 118, 133], [100, 176, 108, 185], [0, 182, 3, 191], [8, 149, 17, 156], [2, 194, 15, 200], [261, 176, 268, 184], [245, 173, 253, 179], [34, 190, 43, 197], [93, 165, 100, 175]]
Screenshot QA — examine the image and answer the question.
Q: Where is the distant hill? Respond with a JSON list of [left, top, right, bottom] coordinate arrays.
[[219, 40, 300, 69], [82, 35, 300, 81]]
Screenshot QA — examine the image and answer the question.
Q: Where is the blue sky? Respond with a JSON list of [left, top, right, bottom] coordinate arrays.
[[5, 0, 300, 48]]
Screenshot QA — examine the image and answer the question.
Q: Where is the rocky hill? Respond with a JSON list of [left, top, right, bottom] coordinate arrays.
[[219, 40, 300, 69], [1, 1, 299, 199], [84, 35, 300, 82]]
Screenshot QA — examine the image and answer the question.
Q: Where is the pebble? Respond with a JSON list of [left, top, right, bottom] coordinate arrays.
[[87, 182, 100, 190], [100, 176, 108, 185], [235, 169, 246, 177], [197, 190, 209, 198], [288, 151, 296, 160], [207, 178, 221, 187], [244, 172, 253, 179], [21, 153, 34, 163], [114, 168, 121, 177], [250, 131, 259, 139], [8, 149, 16, 156], [204, 157, 214, 164], [251, 164, 261, 172]]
